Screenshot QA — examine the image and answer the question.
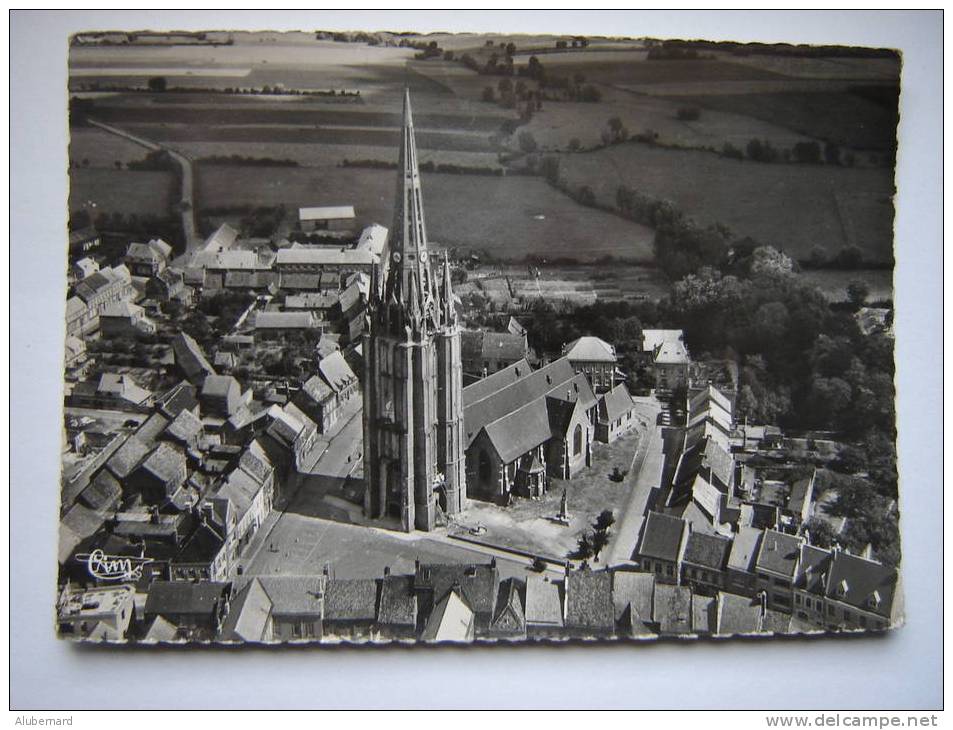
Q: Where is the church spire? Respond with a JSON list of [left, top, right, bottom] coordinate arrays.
[[386, 89, 432, 308]]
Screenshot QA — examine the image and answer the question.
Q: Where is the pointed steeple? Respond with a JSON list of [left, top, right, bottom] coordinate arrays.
[[386, 89, 432, 308], [441, 252, 457, 325]]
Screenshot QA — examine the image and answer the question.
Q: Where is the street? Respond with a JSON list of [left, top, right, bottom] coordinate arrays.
[[604, 397, 665, 567]]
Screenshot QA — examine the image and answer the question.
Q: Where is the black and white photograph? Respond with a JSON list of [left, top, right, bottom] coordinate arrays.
[[52, 21, 912, 647]]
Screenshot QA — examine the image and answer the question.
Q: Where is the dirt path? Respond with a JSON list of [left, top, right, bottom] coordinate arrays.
[[87, 118, 199, 251]]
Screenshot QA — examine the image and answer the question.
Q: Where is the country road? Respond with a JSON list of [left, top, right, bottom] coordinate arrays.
[[87, 118, 199, 251]]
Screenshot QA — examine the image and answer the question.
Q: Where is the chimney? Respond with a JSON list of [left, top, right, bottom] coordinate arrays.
[[383, 565, 391, 576]]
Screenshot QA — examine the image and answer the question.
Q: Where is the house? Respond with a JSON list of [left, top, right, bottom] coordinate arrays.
[[170, 520, 229, 582], [143, 581, 231, 637], [461, 330, 529, 379], [298, 205, 356, 231], [564, 568, 615, 638], [254, 576, 327, 642], [291, 351, 358, 435], [642, 329, 689, 393], [69, 226, 101, 255], [64, 335, 88, 371], [463, 358, 597, 503], [691, 594, 717, 635], [155, 381, 200, 421], [421, 588, 475, 643], [57, 584, 135, 641], [792, 543, 831, 626], [274, 247, 375, 276], [681, 531, 732, 593], [146, 267, 188, 303], [754, 529, 803, 613], [125, 239, 173, 277], [595, 384, 638, 443], [414, 562, 500, 634], [652, 583, 693, 636], [354, 223, 388, 263], [71, 256, 100, 281], [666, 415, 735, 531], [726, 526, 762, 596], [715, 592, 765, 636], [284, 291, 337, 312], [322, 578, 380, 639], [71, 265, 135, 332], [377, 573, 418, 640], [201, 375, 243, 419], [171, 333, 216, 385], [488, 578, 526, 639], [260, 403, 319, 474], [562, 336, 618, 393], [221, 578, 273, 642], [612, 570, 657, 637], [99, 301, 156, 337], [65, 296, 94, 337], [524, 575, 564, 638], [128, 442, 188, 505], [253, 311, 322, 339], [635, 511, 689, 584], [818, 549, 901, 631], [68, 373, 153, 412]]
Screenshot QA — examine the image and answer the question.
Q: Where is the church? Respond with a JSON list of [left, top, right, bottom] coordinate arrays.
[[363, 92, 595, 532]]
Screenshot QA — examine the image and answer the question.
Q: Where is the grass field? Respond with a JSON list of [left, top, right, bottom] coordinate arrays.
[[557, 143, 896, 263], [68, 126, 150, 168], [193, 163, 654, 261], [800, 268, 894, 302], [69, 168, 176, 216], [667, 90, 899, 150]]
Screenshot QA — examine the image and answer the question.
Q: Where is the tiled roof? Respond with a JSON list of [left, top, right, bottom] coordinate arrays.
[[258, 576, 326, 616], [140, 443, 187, 485], [565, 570, 614, 631], [145, 581, 229, 617], [825, 551, 898, 618], [284, 292, 337, 310], [202, 374, 239, 400], [323, 578, 379, 621], [612, 571, 656, 626], [654, 339, 690, 365], [637, 511, 686, 562], [415, 563, 499, 619], [599, 384, 635, 423], [299, 205, 355, 221], [254, 311, 318, 329], [524, 576, 563, 627], [238, 442, 273, 486], [683, 532, 731, 571], [482, 398, 553, 465], [377, 575, 417, 627], [276, 248, 373, 267], [318, 351, 357, 394], [421, 589, 474, 643], [164, 408, 203, 444], [728, 526, 763, 572], [355, 224, 388, 256], [463, 358, 594, 449], [462, 330, 527, 365], [642, 329, 684, 353], [278, 273, 322, 290], [491, 578, 526, 634], [79, 469, 122, 511], [105, 436, 152, 480], [692, 594, 716, 634], [653, 583, 692, 634], [155, 381, 198, 420], [716, 593, 762, 636], [562, 336, 616, 363], [171, 333, 216, 383], [174, 521, 226, 564], [796, 544, 831, 595], [202, 223, 239, 253], [755, 530, 803, 578], [221, 579, 272, 642]]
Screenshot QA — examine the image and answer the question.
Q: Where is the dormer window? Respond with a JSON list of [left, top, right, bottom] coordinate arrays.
[[867, 590, 882, 609], [837, 579, 849, 597]]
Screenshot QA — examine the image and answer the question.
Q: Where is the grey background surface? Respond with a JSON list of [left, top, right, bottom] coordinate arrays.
[[10, 10, 942, 710]]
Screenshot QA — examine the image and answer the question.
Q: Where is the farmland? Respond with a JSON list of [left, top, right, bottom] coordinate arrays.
[[69, 168, 176, 216], [68, 126, 151, 168], [194, 163, 655, 262], [556, 142, 896, 263]]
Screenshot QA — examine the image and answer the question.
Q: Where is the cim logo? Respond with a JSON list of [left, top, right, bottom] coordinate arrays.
[[75, 549, 153, 582]]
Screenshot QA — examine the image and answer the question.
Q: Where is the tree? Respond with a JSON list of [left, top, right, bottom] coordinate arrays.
[[539, 156, 560, 184], [481, 86, 495, 103], [802, 518, 836, 548], [575, 532, 594, 560], [824, 141, 841, 165], [594, 509, 615, 532], [847, 280, 870, 309], [591, 529, 610, 559], [148, 76, 168, 92], [606, 116, 628, 144]]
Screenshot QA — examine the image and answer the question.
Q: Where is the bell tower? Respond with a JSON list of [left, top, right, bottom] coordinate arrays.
[[363, 90, 467, 532]]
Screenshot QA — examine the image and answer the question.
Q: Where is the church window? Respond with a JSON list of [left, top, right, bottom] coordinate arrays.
[[573, 424, 583, 456]]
